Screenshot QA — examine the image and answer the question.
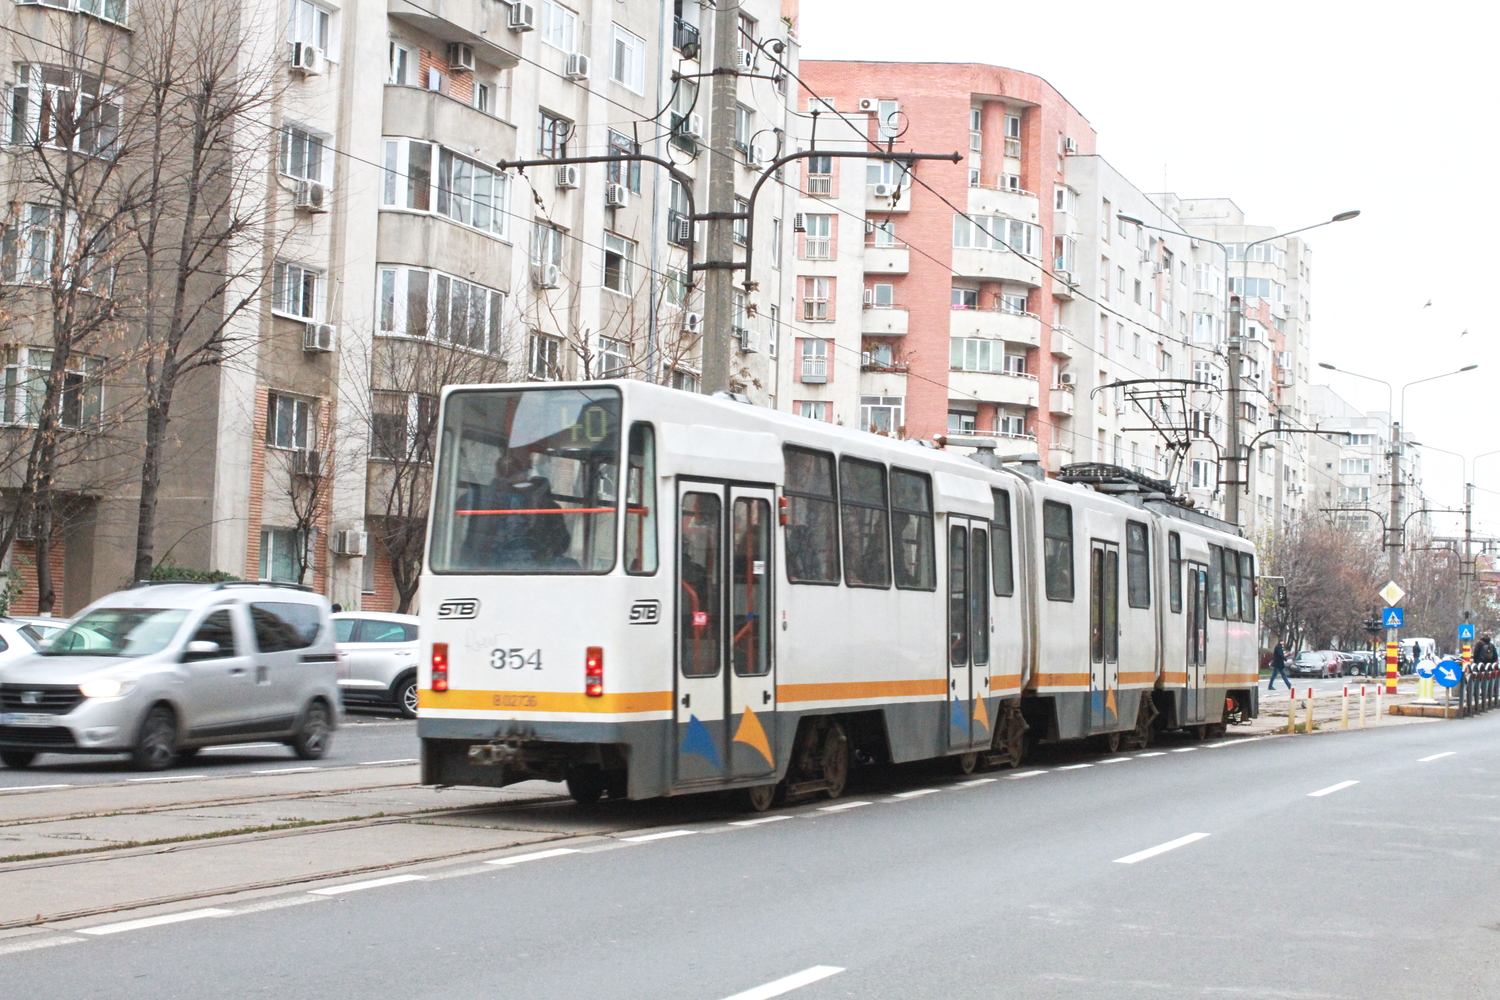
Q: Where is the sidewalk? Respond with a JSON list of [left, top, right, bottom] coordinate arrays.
[[1245, 676, 1438, 735]]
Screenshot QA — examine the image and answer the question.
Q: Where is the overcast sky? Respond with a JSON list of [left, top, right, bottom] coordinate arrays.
[[800, 0, 1500, 537]]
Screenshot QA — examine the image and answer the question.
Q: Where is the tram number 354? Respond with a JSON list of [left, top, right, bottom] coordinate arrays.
[[490, 648, 543, 670]]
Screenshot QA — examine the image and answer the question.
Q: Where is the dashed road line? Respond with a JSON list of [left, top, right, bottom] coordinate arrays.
[[1170, 748, 1198, 753], [126, 775, 206, 783], [956, 777, 996, 786], [209, 742, 281, 751], [0, 783, 71, 793], [818, 801, 871, 812], [231, 896, 324, 915], [0, 935, 84, 955], [718, 965, 845, 1000], [1097, 757, 1131, 764], [730, 816, 793, 827], [1308, 780, 1359, 798], [1136, 752, 1166, 757], [1055, 764, 1093, 770], [308, 874, 426, 896], [1005, 770, 1046, 779], [1113, 832, 1211, 865], [622, 829, 697, 842], [360, 758, 419, 765], [486, 847, 579, 866], [251, 767, 320, 775], [79, 908, 233, 935], [891, 788, 940, 799], [1419, 752, 1456, 762]]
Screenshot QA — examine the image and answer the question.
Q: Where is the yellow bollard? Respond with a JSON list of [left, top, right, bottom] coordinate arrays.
[[1376, 686, 1384, 725], [1287, 687, 1296, 734], [1305, 688, 1315, 733], [1341, 686, 1349, 730], [1359, 686, 1367, 728]]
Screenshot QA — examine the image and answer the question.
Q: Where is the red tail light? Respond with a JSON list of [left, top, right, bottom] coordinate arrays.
[[585, 646, 604, 697], [432, 642, 449, 693]]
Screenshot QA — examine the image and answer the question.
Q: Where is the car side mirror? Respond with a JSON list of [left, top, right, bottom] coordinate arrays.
[[182, 640, 221, 662]]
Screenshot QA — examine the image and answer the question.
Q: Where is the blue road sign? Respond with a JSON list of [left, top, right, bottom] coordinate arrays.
[[1459, 623, 1476, 642], [1383, 607, 1405, 628], [1435, 660, 1464, 688], [1417, 662, 1436, 679]]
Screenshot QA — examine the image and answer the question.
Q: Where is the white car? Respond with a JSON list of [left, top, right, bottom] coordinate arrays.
[[8, 616, 69, 648], [0, 619, 43, 667], [332, 612, 419, 718]]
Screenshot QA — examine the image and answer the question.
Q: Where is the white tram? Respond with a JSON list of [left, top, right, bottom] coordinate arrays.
[[417, 381, 1259, 805]]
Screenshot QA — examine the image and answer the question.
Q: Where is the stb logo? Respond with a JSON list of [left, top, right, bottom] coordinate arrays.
[[629, 600, 661, 625], [20, 691, 41, 705], [437, 599, 480, 620]]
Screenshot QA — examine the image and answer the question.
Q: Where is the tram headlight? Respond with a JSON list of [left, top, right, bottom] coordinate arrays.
[[432, 642, 449, 693], [585, 646, 604, 697]]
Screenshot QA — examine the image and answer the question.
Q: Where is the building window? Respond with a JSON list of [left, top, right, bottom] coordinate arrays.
[[538, 110, 571, 159], [260, 528, 303, 584], [1132, 332, 1141, 358], [997, 413, 1025, 438], [948, 411, 976, 434], [795, 401, 828, 421], [26, 0, 128, 22], [1191, 459, 1215, 489], [1340, 486, 1371, 503], [948, 340, 1030, 375], [473, 82, 491, 114], [370, 391, 438, 463], [801, 276, 831, 321], [806, 155, 832, 195], [664, 268, 688, 307], [767, 305, 778, 357], [870, 283, 894, 308], [1, 346, 102, 429], [867, 159, 910, 188], [733, 104, 754, 153], [859, 396, 903, 436], [279, 125, 325, 183], [9, 65, 120, 155], [1340, 458, 1373, 475], [868, 220, 897, 248], [1133, 278, 1142, 304], [532, 223, 564, 267], [606, 131, 641, 193], [388, 42, 411, 85], [610, 25, 646, 92], [665, 366, 699, 392], [272, 261, 320, 320], [1054, 234, 1076, 274], [528, 333, 564, 381], [382, 138, 509, 239], [876, 99, 899, 140], [799, 338, 827, 382], [603, 232, 635, 294], [265, 391, 314, 450], [288, 0, 331, 49], [951, 288, 978, 310], [1003, 114, 1021, 156], [538, 0, 577, 52], [803, 214, 831, 258], [733, 198, 749, 247], [597, 337, 630, 378], [1053, 185, 1076, 214], [669, 78, 698, 151], [771, 218, 782, 269]]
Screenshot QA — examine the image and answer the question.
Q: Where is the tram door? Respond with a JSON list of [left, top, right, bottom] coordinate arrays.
[[1087, 540, 1120, 732], [1184, 563, 1209, 724], [674, 482, 777, 786], [946, 518, 991, 751]]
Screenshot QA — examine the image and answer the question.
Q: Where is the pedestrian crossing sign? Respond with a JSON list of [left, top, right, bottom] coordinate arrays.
[[1383, 607, 1404, 628], [1459, 623, 1475, 641]]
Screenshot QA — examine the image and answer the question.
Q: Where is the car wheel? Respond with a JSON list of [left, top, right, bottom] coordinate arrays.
[[0, 749, 36, 769], [176, 746, 200, 760], [396, 677, 418, 720], [291, 701, 333, 760], [131, 705, 178, 771]]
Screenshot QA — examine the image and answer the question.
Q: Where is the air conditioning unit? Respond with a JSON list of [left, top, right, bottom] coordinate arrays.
[[293, 449, 322, 478], [295, 179, 329, 213], [736, 48, 756, 71], [303, 322, 336, 352], [737, 327, 758, 353], [508, 1, 536, 31], [605, 183, 629, 208], [743, 146, 763, 168], [684, 312, 703, 334], [556, 165, 580, 189], [857, 97, 878, 112], [864, 220, 877, 234], [872, 183, 894, 198], [291, 43, 324, 76], [792, 212, 806, 232], [671, 216, 693, 245], [565, 53, 590, 80], [1057, 372, 1077, 386], [331, 530, 367, 557], [448, 43, 475, 73], [533, 262, 561, 289], [1063, 136, 1077, 154], [683, 113, 704, 138], [862, 288, 874, 305]]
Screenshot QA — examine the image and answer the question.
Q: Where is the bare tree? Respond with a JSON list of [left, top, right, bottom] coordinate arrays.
[[264, 446, 333, 587]]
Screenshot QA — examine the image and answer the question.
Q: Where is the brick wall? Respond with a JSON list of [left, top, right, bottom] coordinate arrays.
[[8, 537, 66, 616], [243, 388, 269, 579]]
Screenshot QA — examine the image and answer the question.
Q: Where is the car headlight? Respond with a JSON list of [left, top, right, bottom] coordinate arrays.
[[80, 677, 132, 699]]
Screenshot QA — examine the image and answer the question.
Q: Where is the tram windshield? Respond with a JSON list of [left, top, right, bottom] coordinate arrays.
[[429, 387, 621, 574]]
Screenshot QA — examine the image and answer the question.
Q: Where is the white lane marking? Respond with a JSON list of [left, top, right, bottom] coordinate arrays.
[[730, 816, 793, 827], [1308, 780, 1359, 798], [1419, 752, 1457, 762], [892, 788, 940, 799], [126, 775, 206, 783], [621, 829, 697, 842], [307, 874, 426, 896], [0, 936, 84, 955], [1136, 752, 1166, 757], [1098, 757, 1131, 764], [817, 801, 871, 812], [1170, 748, 1198, 753], [1113, 832, 1211, 865], [1204, 737, 1266, 748], [252, 767, 319, 775], [1055, 763, 1093, 770], [1005, 770, 1046, 779], [718, 965, 845, 1000], [231, 896, 324, 915], [956, 777, 996, 786], [485, 847, 579, 866], [209, 742, 280, 751], [79, 908, 233, 935], [360, 758, 419, 765], [0, 783, 72, 793]]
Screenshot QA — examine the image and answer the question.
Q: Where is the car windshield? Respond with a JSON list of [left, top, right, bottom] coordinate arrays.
[[1294, 652, 1320, 663], [43, 608, 191, 657]]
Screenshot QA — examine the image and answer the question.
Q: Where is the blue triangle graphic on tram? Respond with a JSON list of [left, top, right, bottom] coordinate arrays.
[[950, 697, 968, 731], [680, 714, 723, 771]]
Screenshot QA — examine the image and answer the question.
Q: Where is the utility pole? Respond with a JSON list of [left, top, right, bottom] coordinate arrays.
[[701, 0, 741, 395], [1464, 480, 1474, 625], [1386, 420, 1403, 695], [1224, 294, 1243, 527]]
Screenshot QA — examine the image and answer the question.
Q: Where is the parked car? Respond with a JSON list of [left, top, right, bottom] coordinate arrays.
[[0, 581, 341, 771], [7, 616, 68, 647], [0, 618, 43, 668], [1291, 650, 1340, 678], [1343, 651, 1377, 676], [333, 612, 419, 719]]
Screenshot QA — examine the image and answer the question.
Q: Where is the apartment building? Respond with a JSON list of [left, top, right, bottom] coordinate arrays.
[[0, 0, 799, 614], [1307, 385, 1421, 535]]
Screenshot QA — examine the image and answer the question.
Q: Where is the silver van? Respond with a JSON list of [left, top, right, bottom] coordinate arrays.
[[0, 582, 342, 771]]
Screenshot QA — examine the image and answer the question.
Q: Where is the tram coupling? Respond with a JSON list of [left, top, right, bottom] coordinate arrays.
[[467, 741, 525, 767]]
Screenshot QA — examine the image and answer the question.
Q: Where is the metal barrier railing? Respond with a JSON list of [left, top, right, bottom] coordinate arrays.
[[1459, 663, 1500, 717]]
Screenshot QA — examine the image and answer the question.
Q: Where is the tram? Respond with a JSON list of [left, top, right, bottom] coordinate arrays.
[[416, 380, 1259, 806]]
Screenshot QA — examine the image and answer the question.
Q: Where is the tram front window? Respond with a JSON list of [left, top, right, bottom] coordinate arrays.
[[430, 387, 621, 573]]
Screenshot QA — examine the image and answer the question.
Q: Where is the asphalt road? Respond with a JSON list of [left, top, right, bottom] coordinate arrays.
[[11, 717, 1500, 999], [0, 711, 417, 788]]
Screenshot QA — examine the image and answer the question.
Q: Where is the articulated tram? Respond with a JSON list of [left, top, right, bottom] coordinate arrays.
[[417, 381, 1259, 807]]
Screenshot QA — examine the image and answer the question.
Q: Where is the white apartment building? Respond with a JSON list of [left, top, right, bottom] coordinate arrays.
[[1308, 385, 1422, 535]]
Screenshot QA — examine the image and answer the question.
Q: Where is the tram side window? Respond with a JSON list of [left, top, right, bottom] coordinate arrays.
[[1221, 546, 1240, 620], [1239, 551, 1256, 622], [1125, 520, 1150, 609], [1207, 544, 1224, 619], [1168, 531, 1182, 614], [890, 468, 936, 590], [1042, 500, 1074, 601], [784, 446, 839, 584], [624, 423, 657, 575], [991, 488, 1014, 597], [840, 457, 892, 588]]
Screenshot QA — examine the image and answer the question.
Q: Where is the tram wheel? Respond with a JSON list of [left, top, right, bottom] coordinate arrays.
[[1102, 730, 1122, 754], [952, 751, 979, 775], [1193, 724, 1209, 742], [744, 783, 779, 812], [820, 722, 849, 800], [566, 767, 604, 805]]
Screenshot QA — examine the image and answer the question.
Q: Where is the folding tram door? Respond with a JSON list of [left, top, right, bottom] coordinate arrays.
[[946, 516, 993, 752], [673, 481, 778, 788], [1183, 562, 1209, 725], [1087, 540, 1120, 732]]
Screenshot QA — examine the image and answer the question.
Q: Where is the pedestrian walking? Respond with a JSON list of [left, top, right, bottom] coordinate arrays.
[[1475, 634, 1498, 665], [1268, 641, 1291, 691]]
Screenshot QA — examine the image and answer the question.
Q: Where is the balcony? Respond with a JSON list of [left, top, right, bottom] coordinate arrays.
[[948, 370, 1039, 409], [1004, 137, 1022, 158], [863, 246, 910, 274], [967, 186, 1040, 223], [383, 85, 518, 157], [1047, 443, 1074, 473], [388, 0, 521, 69], [673, 17, 700, 57], [951, 248, 1042, 286], [866, 185, 911, 214], [948, 306, 1041, 348], [1048, 384, 1075, 416], [1050, 325, 1075, 357], [862, 307, 908, 336]]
